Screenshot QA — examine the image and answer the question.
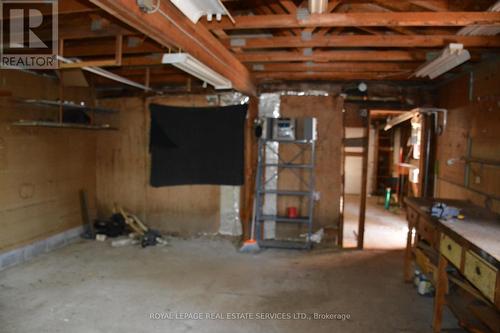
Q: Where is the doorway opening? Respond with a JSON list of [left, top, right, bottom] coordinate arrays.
[[341, 110, 425, 249]]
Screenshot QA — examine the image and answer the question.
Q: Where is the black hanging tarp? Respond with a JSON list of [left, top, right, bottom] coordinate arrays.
[[149, 103, 247, 187]]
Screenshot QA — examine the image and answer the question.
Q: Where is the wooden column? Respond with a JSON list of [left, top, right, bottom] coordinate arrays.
[[240, 96, 258, 240], [338, 102, 346, 248], [357, 114, 370, 250]]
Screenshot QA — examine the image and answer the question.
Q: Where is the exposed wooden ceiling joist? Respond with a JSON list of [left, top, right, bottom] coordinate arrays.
[[408, 0, 449, 11], [253, 71, 415, 80], [59, 0, 100, 14], [63, 38, 163, 57], [205, 12, 500, 30], [34, 0, 500, 90], [224, 35, 500, 49], [236, 50, 427, 62], [89, 0, 255, 95], [250, 62, 421, 72]]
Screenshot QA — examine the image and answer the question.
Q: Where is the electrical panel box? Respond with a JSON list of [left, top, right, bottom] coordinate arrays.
[[273, 118, 296, 140], [264, 117, 317, 141]]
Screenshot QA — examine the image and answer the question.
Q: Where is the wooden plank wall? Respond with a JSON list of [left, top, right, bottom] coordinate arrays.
[[96, 95, 225, 236], [0, 70, 96, 252], [278, 95, 343, 232], [436, 59, 500, 213]]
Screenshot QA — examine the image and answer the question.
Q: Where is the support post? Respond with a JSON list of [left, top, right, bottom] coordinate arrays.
[[433, 254, 448, 332], [357, 113, 370, 250], [241, 96, 258, 240]]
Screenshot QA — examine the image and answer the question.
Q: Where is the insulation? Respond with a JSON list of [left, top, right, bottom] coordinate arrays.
[[259, 93, 281, 239], [217, 92, 248, 236]]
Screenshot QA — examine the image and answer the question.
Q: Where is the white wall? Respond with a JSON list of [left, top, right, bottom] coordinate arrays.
[[367, 126, 376, 195], [345, 127, 364, 195]]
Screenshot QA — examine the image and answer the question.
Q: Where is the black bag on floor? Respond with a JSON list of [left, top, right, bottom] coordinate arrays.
[[93, 214, 127, 237]]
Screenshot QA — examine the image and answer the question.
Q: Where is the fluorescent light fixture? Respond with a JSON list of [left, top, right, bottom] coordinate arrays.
[[169, 0, 235, 23], [413, 43, 470, 80], [457, 1, 500, 36], [309, 0, 328, 14], [161, 53, 232, 90]]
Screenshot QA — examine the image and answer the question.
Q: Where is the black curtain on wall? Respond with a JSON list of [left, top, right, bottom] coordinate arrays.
[[149, 103, 247, 187]]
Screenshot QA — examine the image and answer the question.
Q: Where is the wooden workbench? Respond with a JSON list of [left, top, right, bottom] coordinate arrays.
[[404, 197, 500, 333]]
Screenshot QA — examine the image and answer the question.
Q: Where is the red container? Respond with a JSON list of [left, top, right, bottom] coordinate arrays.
[[287, 207, 298, 218]]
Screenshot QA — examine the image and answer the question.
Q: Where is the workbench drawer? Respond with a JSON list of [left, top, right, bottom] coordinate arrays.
[[440, 234, 462, 268], [417, 218, 437, 248], [464, 251, 498, 304]]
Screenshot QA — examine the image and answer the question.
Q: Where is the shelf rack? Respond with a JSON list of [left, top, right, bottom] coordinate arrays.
[[254, 137, 316, 250]]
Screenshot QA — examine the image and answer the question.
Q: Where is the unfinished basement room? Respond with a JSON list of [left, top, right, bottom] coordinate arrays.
[[0, 0, 500, 332]]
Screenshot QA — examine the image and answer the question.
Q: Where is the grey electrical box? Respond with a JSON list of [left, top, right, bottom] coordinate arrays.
[[264, 117, 316, 141]]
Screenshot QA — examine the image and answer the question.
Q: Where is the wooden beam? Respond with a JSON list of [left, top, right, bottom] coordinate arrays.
[[121, 54, 163, 66], [268, 2, 302, 36], [357, 118, 369, 250], [63, 35, 126, 69], [108, 66, 182, 76], [90, 0, 255, 95], [92, 73, 190, 85], [63, 38, 163, 57], [241, 96, 259, 240], [60, 59, 121, 68], [370, 0, 415, 12], [253, 71, 417, 81], [225, 35, 500, 49], [204, 12, 500, 30], [409, 0, 449, 11], [279, 0, 298, 14], [8, 15, 135, 41], [251, 62, 420, 72], [59, 0, 101, 15], [237, 50, 426, 62], [309, 1, 345, 36]]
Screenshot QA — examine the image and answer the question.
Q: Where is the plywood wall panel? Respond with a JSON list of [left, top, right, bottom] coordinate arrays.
[[435, 106, 469, 185], [278, 95, 343, 229], [437, 59, 500, 214], [0, 105, 96, 251], [96, 95, 221, 236], [0, 74, 96, 251], [96, 97, 147, 219]]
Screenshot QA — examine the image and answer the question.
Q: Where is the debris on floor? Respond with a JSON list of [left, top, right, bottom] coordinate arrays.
[[414, 269, 435, 297], [300, 228, 324, 244], [90, 206, 167, 248], [309, 228, 324, 243], [110, 237, 139, 248]]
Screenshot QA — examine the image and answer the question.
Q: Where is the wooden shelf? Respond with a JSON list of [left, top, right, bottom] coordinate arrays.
[[12, 120, 118, 131], [21, 99, 118, 114], [446, 288, 496, 333]]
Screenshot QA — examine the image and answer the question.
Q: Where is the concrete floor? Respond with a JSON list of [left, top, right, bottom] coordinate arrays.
[[0, 237, 459, 333], [343, 195, 408, 249]]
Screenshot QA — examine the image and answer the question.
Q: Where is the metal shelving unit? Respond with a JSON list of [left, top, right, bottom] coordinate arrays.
[[254, 137, 316, 250]]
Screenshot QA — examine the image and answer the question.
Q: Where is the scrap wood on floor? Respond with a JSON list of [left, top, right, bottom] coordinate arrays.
[[90, 205, 167, 248]]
